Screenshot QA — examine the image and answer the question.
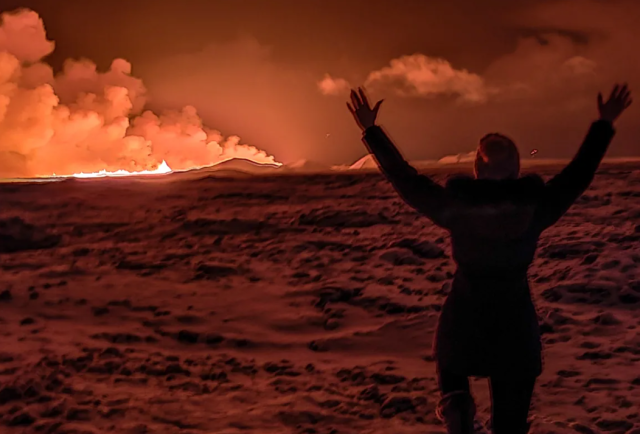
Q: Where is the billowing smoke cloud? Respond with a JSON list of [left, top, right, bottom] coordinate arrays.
[[0, 9, 53, 62], [481, 33, 601, 106], [0, 9, 278, 177], [364, 55, 489, 103], [317, 74, 351, 96], [316, 55, 488, 103], [317, 0, 640, 162], [319, 37, 600, 106]]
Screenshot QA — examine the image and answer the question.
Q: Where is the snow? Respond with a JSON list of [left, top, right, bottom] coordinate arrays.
[[0, 162, 639, 433]]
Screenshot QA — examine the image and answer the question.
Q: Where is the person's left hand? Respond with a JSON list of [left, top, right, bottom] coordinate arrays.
[[347, 87, 383, 131], [598, 83, 632, 123]]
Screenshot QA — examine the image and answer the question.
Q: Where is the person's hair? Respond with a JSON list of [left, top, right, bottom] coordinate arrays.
[[474, 133, 520, 180]]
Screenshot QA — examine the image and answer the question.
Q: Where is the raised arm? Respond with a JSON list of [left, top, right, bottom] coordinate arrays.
[[535, 84, 632, 230], [347, 88, 450, 227]]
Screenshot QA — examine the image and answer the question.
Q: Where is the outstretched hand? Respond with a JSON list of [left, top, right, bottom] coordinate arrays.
[[598, 83, 632, 123], [347, 87, 383, 131]]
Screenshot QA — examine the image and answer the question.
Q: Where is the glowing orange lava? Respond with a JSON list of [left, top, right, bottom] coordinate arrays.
[[49, 157, 285, 179], [53, 161, 173, 179]]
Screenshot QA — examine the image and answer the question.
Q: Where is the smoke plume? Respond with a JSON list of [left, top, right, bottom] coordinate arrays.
[[365, 55, 489, 103], [317, 74, 351, 96], [0, 9, 278, 177]]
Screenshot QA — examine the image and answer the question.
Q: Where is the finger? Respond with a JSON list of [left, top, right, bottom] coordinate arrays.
[[609, 84, 620, 100], [357, 90, 365, 108], [350, 89, 360, 108], [346, 102, 356, 115], [373, 99, 384, 113], [617, 83, 629, 101], [350, 90, 358, 108], [620, 94, 631, 106], [598, 92, 603, 107], [624, 98, 633, 108], [355, 88, 364, 106], [620, 89, 632, 101], [351, 91, 364, 109], [358, 88, 370, 108]]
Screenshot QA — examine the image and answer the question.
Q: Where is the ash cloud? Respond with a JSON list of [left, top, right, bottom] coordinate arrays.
[[0, 9, 278, 177]]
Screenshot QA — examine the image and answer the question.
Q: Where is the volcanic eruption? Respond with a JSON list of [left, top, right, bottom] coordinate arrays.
[[0, 9, 280, 179]]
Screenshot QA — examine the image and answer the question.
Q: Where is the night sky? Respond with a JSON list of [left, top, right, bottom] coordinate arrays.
[[1, 0, 639, 165]]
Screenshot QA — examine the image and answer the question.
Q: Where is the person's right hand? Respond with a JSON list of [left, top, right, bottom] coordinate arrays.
[[598, 83, 632, 123], [347, 87, 383, 131]]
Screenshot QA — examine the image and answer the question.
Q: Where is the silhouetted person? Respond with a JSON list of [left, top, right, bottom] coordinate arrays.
[[347, 85, 632, 434]]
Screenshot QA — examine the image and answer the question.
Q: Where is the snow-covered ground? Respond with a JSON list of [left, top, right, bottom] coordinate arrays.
[[0, 162, 639, 433]]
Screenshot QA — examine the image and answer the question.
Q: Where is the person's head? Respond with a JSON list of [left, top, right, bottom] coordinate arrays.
[[474, 133, 520, 180]]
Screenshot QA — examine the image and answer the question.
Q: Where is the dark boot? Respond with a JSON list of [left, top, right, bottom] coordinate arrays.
[[491, 419, 531, 434], [436, 391, 477, 434]]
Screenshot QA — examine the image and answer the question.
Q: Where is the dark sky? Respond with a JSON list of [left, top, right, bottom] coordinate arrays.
[[3, 0, 525, 70], [2, 0, 639, 165]]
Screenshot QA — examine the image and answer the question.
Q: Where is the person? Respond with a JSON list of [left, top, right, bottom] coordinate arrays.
[[346, 85, 632, 434]]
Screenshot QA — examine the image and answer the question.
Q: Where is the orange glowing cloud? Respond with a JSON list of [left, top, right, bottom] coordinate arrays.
[[317, 55, 489, 103], [318, 34, 602, 107], [365, 55, 489, 103], [317, 74, 351, 96], [0, 9, 279, 178]]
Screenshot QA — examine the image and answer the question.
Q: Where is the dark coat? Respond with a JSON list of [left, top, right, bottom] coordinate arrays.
[[362, 120, 615, 377]]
